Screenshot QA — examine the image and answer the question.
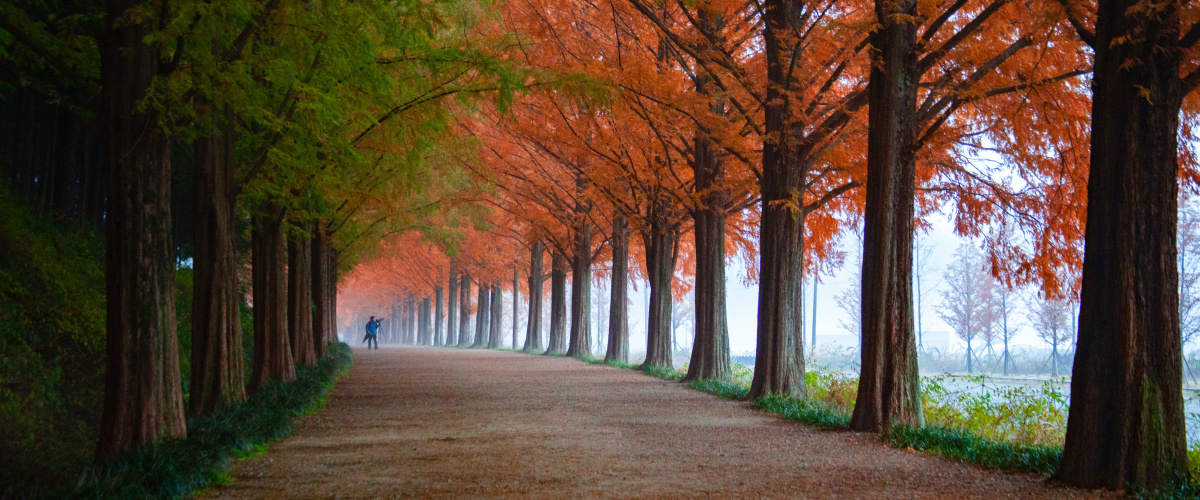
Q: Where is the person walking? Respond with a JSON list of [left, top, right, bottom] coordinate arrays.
[[363, 316, 380, 350]]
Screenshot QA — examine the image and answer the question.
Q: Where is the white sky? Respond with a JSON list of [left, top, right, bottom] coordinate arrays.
[[608, 208, 1056, 357]]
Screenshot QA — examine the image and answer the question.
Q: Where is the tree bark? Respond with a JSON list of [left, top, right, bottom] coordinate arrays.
[[525, 241, 546, 352], [435, 286, 445, 346], [249, 209, 295, 392], [1056, 0, 1191, 489], [685, 65, 731, 381], [96, 0, 186, 460], [188, 116, 246, 419], [546, 250, 569, 354], [311, 223, 332, 358], [605, 215, 630, 364], [288, 225, 317, 366], [748, 0, 808, 399], [513, 267, 520, 349], [850, 0, 922, 432], [568, 216, 593, 359], [474, 285, 490, 347], [459, 273, 472, 346], [642, 201, 680, 370], [447, 261, 459, 346], [490, 282, 504, 348]]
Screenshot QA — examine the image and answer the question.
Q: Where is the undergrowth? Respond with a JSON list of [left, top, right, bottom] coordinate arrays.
[[66, 343, 352, 499]]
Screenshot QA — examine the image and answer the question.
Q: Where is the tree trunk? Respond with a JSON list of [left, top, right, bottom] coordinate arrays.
[[685, 77, 731, 381], [96, 0, 186, 460], [447, 261, 459, 346], [435, 286, 445, 346], [513, 267, 521, 349], [748, 0, 808, 399], [641, 203, 680, 370], [490, 282, 504, 348], [249, 209, 296, 392], [525, 241, 546, 351], [459, 274, 472, 346], [329, 249, 339, 344], [474, 285, 490, 347], [606, 215, 630, 364], [188, 117, 246, 419], [288, 225, 317, 366], [568, 219, 593, 359], [547, 250, 569, 354], [1056, 0, 1190, 488], [850, 0, 922, 432], [311, 223, 332, 358]]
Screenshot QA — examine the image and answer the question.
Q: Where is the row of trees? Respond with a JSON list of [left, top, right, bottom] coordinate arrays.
[[3, 0, 1197, 491], [342, 0, 1199, 491], [0, 0, 547, 464]]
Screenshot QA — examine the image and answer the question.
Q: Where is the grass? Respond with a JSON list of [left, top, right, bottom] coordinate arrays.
[[65, 343, 352, 499], [885, 424, 1061, 475]]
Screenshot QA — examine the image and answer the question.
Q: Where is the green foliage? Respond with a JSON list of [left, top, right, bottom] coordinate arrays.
[[754, 394, 852, 428], [642, 365, 685, 381], [0, 184, 105, 494], [921, 374, 1069, 446], [804, 365, 860, 415], [68, 343, 353, 499], [884, 424, 1062, 475], [688, 379, 749, 400]]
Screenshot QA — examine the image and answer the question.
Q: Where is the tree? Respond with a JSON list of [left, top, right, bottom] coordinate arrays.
[[605, 216, 630, 363], [937, 245, 990, 373], [1028, 294, 1072, 377], [837, 249, 863, 350], [990, 283, 1021, 375], [524, 241, 546, 351], [913, 236, 939, 349], [1056, 0, 1199, 489], [96, 0, 186, 461]]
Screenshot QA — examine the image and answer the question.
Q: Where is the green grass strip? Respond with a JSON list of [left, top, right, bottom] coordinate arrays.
[[753, 394, 851, 429], [68, 343, 353, 499], [884, 423, 1061, 475]]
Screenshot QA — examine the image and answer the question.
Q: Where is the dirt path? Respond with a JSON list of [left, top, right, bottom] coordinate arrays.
[[207, 347, 1107, 499]]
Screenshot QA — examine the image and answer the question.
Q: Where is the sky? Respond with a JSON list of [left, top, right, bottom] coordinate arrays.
[[606, 208, 1058, 358]]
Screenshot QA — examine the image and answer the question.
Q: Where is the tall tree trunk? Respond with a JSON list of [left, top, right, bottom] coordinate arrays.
[[513, 267, 521, 349], [850, 0, 922, 432], [311, 223, 332, 358], [1056, 0, 1191, 489], [474, 285, 490, 347], [435, 286, 445, 346], [642, 202, 680, 370], [546, 250, 569, 354], [249, 209, 296, 392], [409, 298, 418, 344], [423, 296, 433, 345], [459, 274, 472, 346], [329, 249, 338, 344], [447, 261, 459, 346], [606, 215, 630, 364], [749, 0, 808, 399], [685, 66, 731, 381], [490, 283, 503, 348], [524, 241, 546, 351], [288, 225, 317, 366], [188, 115, 245, 419], [568, 219, 593, 359], [96, 0, 186, 460]]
